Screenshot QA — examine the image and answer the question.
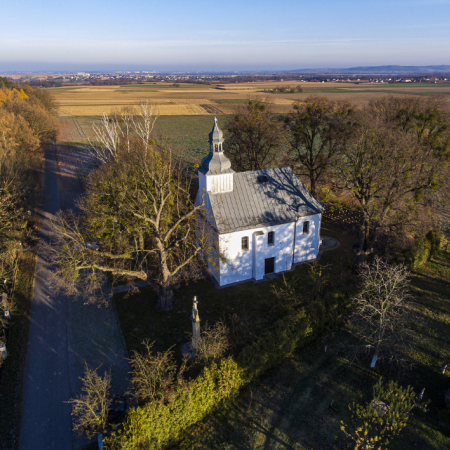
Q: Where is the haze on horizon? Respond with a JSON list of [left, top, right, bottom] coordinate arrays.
[[1, 0, 450, 72]]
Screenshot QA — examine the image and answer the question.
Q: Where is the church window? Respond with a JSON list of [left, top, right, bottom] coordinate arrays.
[[241, 236, 249, 251], [268, 231, 274, 246], [303, 221, 309, 234], [215, 144, 218, 151], [257, 175, 268, 183]]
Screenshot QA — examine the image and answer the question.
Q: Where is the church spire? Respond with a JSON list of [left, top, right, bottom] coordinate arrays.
[[201, 118, 233, 174], [208, 117, 224, 152]]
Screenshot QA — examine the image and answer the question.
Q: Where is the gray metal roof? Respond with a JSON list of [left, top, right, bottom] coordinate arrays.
[[201, 117, 232, 174], [200, 153, 233, 174], [209, 167, 325, 233], [208, 117, 223, 143]]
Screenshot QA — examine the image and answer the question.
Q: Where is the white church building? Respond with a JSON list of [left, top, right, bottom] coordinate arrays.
[[196, 118, 325, 287]]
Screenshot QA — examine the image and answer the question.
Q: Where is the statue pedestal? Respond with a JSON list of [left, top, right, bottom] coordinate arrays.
[[181, 342, 197, 360]]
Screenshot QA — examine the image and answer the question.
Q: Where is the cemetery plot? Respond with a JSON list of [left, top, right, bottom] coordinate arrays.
[[175, 249, 450, 450]]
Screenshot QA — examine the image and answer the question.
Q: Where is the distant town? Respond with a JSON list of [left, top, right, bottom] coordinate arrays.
[[2, 67, 450, 88]]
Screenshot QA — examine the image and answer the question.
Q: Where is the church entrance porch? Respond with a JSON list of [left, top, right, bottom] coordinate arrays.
[[264, 257, 275, 275]]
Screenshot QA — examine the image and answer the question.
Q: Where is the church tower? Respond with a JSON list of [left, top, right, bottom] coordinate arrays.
[[197, 118, 234, 199]]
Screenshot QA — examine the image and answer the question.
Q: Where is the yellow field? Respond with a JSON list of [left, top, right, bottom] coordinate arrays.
[[50, 81, 450, 117]]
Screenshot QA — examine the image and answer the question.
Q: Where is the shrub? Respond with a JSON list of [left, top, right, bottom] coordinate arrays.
[[405, 230, 444, 270], [69, 365, 112, 439], [426, 230, 444, 259], [341, 379, 426, 449], [129, 340, 185, 404], [105, 292, 350, 449], [438, 409, 450, 426], [406, 236, 431, 270], [107, 357, 243, 450], [191, 321, 230, 366]]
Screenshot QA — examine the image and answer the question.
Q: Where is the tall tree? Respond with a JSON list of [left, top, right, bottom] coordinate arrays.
[[350, 257, 414, 368], [47, 108, 210, 310], [284, 95, 354, 197], [225, 100, 283, 171], [333, 97, 450, 264]]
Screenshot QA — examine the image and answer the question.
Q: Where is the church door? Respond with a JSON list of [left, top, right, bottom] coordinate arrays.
[[264, 257, 275, 275]]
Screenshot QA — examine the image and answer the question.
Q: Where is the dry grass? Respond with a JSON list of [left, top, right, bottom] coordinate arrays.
[[51, 81, 450, 117]]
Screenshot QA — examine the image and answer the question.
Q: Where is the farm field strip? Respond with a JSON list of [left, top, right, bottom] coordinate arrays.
[[52, 82, 450, 116], [58, 104, 217, 116]]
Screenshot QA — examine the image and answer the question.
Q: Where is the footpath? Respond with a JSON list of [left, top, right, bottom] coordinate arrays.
[[19, 145, 131, 450], [19, 146, 72, 450]]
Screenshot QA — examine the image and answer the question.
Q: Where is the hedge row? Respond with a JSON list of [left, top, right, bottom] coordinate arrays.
[[405, 230, 444, 270], [106, 291, 349, 450]]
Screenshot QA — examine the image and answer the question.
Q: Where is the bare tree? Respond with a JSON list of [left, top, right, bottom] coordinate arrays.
[[44, 102, 211, 310], [350, 257, 414, 368], [89, 101, 159, 163], [90, 112, 122, 162], [284, 95, 354, 197], [46, 135, 209, 310], [69, 365, 112, 439], [333, 99, 450, 265], [225, 100, 284, 171], [132, 101, 158, 147], [129, 340, 186, 404]]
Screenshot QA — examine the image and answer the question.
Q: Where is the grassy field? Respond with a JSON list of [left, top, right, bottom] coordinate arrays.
[[57, 115, 229, 162], [50, 81, 450, 117], [55, 81, 450, 160], [172, 249, 450, 450]]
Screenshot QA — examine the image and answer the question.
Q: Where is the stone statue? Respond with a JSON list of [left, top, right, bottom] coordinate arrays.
[[191, 296, 201, 349]]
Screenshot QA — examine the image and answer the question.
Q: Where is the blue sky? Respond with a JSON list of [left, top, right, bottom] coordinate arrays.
[[1, 0, 450, 71]]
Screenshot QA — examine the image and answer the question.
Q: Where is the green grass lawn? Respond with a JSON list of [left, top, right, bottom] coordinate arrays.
[[301, 83, 450, 96], [154, 115, 231, 162], [58, 115, 232, 162], [172, 249, 450, 450]]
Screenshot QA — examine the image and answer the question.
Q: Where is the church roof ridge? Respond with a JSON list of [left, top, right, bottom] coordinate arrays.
[[208, 167, 325, 233]]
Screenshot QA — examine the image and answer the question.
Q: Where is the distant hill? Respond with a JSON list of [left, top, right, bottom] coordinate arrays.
[[286, 65, 450, 75]]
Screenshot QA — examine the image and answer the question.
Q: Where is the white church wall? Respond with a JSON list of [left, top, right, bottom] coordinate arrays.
[[293, 214, 321, 263], [208, 173, 233, 193], [196, 172, 207, 205], [218, 222, 296, 286]]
